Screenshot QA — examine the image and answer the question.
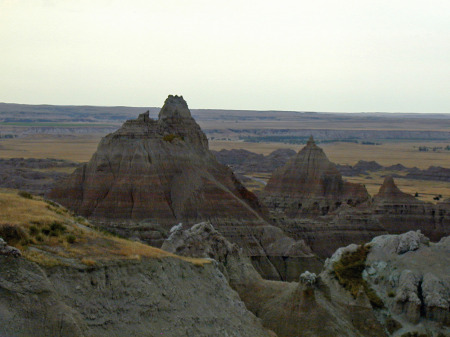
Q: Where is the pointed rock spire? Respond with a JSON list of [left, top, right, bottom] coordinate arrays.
[[374, 176, 417, 202], [158, 95, 192, 120], [306, 135, 316, 147]]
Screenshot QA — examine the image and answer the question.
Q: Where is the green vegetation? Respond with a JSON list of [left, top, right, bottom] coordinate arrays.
[[333, 245, 384, 309], [66, 234, 76, 244], [387, 290, 396, 298], [163, 134, 184, 142]]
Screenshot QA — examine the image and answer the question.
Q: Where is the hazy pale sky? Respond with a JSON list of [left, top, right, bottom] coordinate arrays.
[[1, 0, 449, 112]]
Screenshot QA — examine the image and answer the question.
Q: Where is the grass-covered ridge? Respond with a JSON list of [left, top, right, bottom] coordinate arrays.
[[333, 244, 384, 309], [0, 188, 209, 267]]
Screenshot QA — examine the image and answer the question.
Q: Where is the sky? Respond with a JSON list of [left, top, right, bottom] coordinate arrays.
[[1, 0, 449, 113]]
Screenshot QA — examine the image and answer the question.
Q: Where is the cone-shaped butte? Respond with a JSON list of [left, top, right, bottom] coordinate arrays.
[[48, 95, 267, 231], [263, 137, 369, 218], [371, 176, 448, 239], [373, 176, 417, 202]]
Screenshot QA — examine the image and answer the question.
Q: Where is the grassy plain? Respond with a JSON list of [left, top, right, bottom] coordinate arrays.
[[0, 135, 102, 162]]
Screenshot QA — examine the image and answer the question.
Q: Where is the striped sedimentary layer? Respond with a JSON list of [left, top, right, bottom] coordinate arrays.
[[48, 95, 266, 228]]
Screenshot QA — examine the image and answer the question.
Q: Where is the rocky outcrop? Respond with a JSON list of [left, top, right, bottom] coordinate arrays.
[[0, 255, 272, 337], [363, 231, 450, 333], [162, 222, 323, 282], [48, 95, 268, 236], [372, 176, 449, 240], [320, 231, 450, 336], [212, 148, 296, 173], [162, 221, 387, 337], [0, 237, 21, 257], [405, 166, 450, 182], [0, 158, 77, 195], [263, 136, 370, 218]]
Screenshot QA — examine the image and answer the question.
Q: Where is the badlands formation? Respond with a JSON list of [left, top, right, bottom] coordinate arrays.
[[261, 138, 450, 257], [1, 95, 448, 336], [263, 136, 370, 217], [48, 96, 321, 281]]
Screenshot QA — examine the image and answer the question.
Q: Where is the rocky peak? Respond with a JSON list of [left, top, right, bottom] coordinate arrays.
[[306, 135, 316, 147], [158, 95, 192, 120], [377, 176, 403, 197], [48, 95, 268, 238], [110, 95, 208, 148], [137, 110, 150, 122], [374, 176, 417, 202], [263, 139, 369, 218]]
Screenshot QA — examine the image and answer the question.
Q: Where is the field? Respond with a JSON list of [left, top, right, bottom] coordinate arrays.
[[0, 135, 101, 162]]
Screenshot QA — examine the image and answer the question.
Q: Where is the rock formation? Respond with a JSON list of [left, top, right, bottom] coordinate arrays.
[[162, 222, 323, 281], [212, 148, 297, 173], [162, 221, 392, 337], [363, 231, 450, 332], [372, 176, 449, 240], [405, 166, 450, 182], [259, 137, 386, 258], [47, 96, 323, 281], [48, 95, 267, 232], [263, 136, 370, 218], [0, 158, 77, 195], [0, 237, 21, 257], [0, 254, 272, 337]]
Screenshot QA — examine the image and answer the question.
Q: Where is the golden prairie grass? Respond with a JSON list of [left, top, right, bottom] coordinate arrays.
[[0, 189, 210, 267], [0, 134, 101, 162], [23, 249, 62, 267], [0, 189, 65, 226]]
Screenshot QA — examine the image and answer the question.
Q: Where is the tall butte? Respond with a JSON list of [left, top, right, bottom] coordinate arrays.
[[263, 136, 370, 218], [48, 96, 321, 281], [48, 95, 266, 228]]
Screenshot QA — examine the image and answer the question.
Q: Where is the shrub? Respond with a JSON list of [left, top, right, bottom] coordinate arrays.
[[50, 222, 67, 234], [36, 234, 44, 242], [0, 224, 29, 245], [388, 290, 396, 298], [18, 191, 33, 199], [163, 134, 183, 142], [66, 234, 76, 244], [41, 227, 51, 236], [29, 225, 39, 236], [333, 245, 384, 309]]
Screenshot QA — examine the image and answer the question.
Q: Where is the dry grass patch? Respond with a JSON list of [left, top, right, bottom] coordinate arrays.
[[0, 188, 209, 267], [0, 189, 66, 227], [0, 134, 101, 162], [23, 250, 62, 267]]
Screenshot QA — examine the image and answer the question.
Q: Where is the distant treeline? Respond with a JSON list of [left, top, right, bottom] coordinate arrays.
[[0, 134, 17, 139], [416, 145, 450, 152], [239, 136, 382, 145]]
